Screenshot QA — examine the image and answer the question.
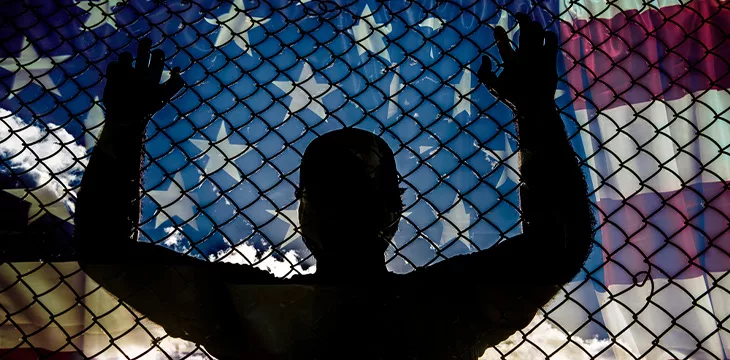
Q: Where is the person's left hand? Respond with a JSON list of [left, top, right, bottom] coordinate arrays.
[[103, 38, 184, 134], [477, 14, 558, 113]]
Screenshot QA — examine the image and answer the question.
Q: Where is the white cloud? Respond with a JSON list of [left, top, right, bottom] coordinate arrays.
[[162, 226, 190, 250], [152, 336, 211, 360], [209, 242, 316, 279], [0, 108, 87, 211], [104, 323, 212, 360], [480, 314, 633, 360]]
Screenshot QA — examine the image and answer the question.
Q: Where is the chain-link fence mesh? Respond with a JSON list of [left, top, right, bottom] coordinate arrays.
[[1, 0, 729, 358]]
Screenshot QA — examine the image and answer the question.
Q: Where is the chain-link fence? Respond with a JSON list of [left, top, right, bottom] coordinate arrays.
[[1, 0, 729, 358]]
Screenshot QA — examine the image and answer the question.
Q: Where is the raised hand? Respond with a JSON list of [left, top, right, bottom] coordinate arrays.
[[103, 38, 184, 133], [478, 13, 559, 112]]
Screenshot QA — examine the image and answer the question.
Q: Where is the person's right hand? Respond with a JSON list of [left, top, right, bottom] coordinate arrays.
[[478, 13, 559, 112], [103, 38, 185, 135]]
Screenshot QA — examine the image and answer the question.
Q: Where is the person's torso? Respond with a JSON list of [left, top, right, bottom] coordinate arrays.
[[215, 273, 499, 360]]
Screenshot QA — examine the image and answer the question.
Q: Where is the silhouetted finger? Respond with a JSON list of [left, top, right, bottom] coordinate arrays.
[[119, 52, 133, 71], [545, 31, 559, 69], [530, 20, 545, 52], [106, 61, 120, 81], [515, 13, 537, 53], [149, 49, 165, 83], [494, 26, 515, 63], [478, 55, 498, 87], [136, 38, 152, 71], [161, 67, 184, 101]]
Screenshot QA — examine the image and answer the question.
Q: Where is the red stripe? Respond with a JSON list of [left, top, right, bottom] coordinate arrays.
[[560, 0, 730, 111], [597, 181, 730, 286]]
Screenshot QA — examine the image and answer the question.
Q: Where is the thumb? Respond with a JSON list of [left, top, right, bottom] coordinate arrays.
[[160, 67, 185, 103], [478, 55, 498, 87]]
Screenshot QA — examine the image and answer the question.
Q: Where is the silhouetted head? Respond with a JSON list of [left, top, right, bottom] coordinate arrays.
[[296, 128, 404, 273]]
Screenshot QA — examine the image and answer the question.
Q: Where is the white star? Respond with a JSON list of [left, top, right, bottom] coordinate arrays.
[[160, 69, 171, 83], [146, 172, 201, 230], [205, 0, 271, 52], [419, 145, 437, 157], [266, 204, 300, 248], [351, 4, 392, 62], [493, 9, 518, 44], [555, 88, 566, 100], [439, 198, 473, 250], [190, 122, 252, 182], [387, 72, 402, 118], [419, 16, 444, 32], [273, 62, 335, 119], [452, 68, 475, 118], [76, 0, 120, 30], [0, 37, 70, 97], [480, 135, 520, 187], [396, 211, 413, 235], [4, 187, 73, 225], [83, 96, 105, 150]]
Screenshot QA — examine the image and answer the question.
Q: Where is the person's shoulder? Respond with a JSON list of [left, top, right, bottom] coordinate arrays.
[[283, 272, 319, 285], [397, 252, 489, 284]]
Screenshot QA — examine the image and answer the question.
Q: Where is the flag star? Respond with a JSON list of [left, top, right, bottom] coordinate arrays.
[[419, 16, 444, 32], [493, 9, 518, 43], [0, 37, 70, 97], [387, 72, 402, 118], [190, 122, 252, 182], [480, 135, 520, 187], [395, 211, 413, 236], [83, 96, 105, 150], [266, 204, 300, 248], [4, 187, 73, 225], [160, 69, 171, 83], [351, 4, 393, 62], [439, 198, 473, 250], [555, 88, 566, 100], [419, 145, 437, 157], [452, 68, 475, 118], [147, 172, 201, 230], [76, 0, 121, 30], [273, 62, 335, 119], [407, 138, 438, 160], [205, 0, 271, 52]]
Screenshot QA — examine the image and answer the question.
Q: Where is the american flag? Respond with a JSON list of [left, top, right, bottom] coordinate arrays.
[[0, 0, 728, 358]]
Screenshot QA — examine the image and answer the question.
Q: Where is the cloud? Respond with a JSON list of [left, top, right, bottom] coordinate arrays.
[[162, 226, 190, 250], [106, 323, 213, 360], [0, 108, 87, 212], [152, 336, 211, 360], [209, 242, 316, 279], [480, 315, 632, 360]]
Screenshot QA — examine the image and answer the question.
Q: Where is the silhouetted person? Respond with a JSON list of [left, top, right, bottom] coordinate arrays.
[[75, 14, 594, 360]]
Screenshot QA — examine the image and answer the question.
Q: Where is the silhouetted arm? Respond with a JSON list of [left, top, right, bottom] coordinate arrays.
[[402, 16, 594, 350], [74, 40, 277, 353], [474, 13, 595, 298]]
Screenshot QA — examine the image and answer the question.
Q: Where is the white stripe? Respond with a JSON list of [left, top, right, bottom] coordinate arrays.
[[596, 273, 729, 359], [558, 0, 685, 22], [575, 89, 730, 201]]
